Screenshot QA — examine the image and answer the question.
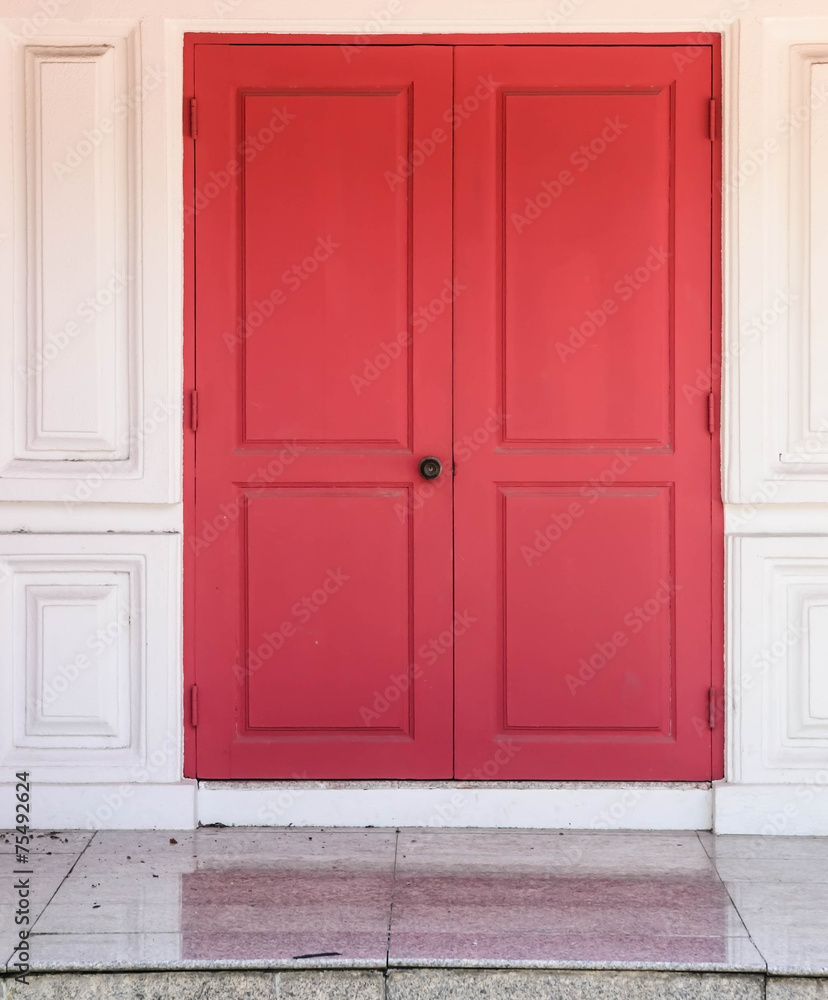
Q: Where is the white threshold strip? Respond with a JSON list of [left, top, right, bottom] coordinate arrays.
[[197, 781, 713, 832], [7, 781, 828, 833]]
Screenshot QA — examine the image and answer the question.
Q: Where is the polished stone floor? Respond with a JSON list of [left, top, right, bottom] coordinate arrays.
[[1, 828, 826, 977]]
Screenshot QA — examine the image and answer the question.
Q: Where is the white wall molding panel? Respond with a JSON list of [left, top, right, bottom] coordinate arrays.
[[0, 533, 182, 784], [0, 22, 179, 502], [727, 535, 828, 785], [727, 18, 828, 503]]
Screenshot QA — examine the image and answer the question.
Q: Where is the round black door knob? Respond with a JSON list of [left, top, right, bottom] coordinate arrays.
[[418, 456, 442, 480]]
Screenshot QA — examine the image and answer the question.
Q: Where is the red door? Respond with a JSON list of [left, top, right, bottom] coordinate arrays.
[[188, 39, 719, 780], [191, 44, 454, 777], [453, 45, 716, 779]]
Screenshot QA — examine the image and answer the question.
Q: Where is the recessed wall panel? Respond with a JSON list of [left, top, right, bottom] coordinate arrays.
[[25, 46, 128, 454], [0, 535, 180, 783], [26, 583, 125, 739]]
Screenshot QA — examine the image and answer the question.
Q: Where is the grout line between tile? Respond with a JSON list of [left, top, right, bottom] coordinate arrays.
[[385, 828, 400, 972], [695, 829, 714, 860], [2, 831, 97, 976], [29, 831, 98, 937], [696, 831, 769, 975]]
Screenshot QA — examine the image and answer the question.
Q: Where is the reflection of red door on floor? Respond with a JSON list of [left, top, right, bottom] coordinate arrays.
[[188, 40, 719, 780]]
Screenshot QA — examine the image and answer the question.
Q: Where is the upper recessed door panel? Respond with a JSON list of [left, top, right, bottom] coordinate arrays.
[[503, 87, 673, 450], [242, 89, 412, 448]]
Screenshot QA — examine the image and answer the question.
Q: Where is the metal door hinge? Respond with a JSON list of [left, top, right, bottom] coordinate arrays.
[[189, 97, 198, 139], [708, 686, 718, 730], [190, 390, 199, 432], [708, 392, 716, 434], [708, 98, 718, 141], [190, 685, 199, 727]]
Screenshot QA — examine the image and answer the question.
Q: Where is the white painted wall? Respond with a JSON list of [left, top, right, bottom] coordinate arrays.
[[0, 0, 827, 833]]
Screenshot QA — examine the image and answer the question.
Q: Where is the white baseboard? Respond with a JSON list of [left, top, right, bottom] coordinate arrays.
[[0, 782, 198, 830], [16, 780, 828, 834], [713, 781, 828, 835], [197, 782, 713, 830]]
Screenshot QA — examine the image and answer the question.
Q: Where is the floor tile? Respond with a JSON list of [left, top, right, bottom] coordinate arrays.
[[181, 867, 392, 929], [396, 830, 713, 874], [25, 918, 391, 971], [0, 830, 93, 854], [391, 872, 748, 937], [22, 932, 184, 971], [714, 858, 828, 883], [181, 930, 388, 967], [29, 827, 397, 969], [192, 828, 397, 870], [35, 871, 184, 934], [194, 826, 393, 849], [390, 830, 750, 967], [22, 931, 389, 972], [700, 833, 828, 862], [725, 880, 828, 975], [0, 853, 78, 972], [0, 854, 78, 922], [70, 831, 199, 876], [178, 855, 394, 963], [87, 830, 197, 853], [181, 829, 397, 962], [0, 853, 80, 880], [388, 931, 766, 971], [554, 833, 714, 871], [1, 930, 17, 973]]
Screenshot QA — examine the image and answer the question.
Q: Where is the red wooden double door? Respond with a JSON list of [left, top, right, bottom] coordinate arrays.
[[188, 39, 720, 781]]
